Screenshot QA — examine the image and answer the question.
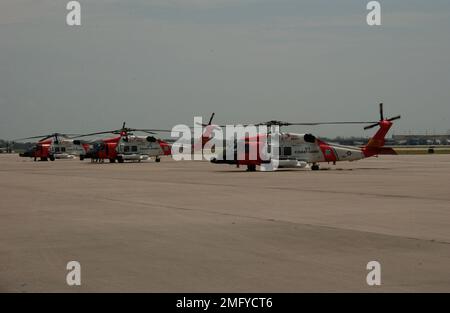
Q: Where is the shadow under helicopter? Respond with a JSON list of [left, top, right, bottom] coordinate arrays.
[[212, 167, 393, 173]]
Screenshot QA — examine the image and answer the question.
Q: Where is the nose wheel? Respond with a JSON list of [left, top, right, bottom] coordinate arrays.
[[311, 163, 320, 171]]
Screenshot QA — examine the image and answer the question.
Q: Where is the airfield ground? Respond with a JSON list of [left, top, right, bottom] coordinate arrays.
[[0, 154, 450, 292]]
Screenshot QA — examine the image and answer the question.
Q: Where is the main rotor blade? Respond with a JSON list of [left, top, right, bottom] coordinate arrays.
[[196, 121, 378, 128], [379, 103, 384, 120], [364, 122, 380, 130], [131, 128, 173, 133], [14, 135, 53, 141], [14, 133, 81, 141], [71, 131, 120, 138], [285, 121, 379, 126], [73, 127, 172, 139], [139, 130, 157, 135]]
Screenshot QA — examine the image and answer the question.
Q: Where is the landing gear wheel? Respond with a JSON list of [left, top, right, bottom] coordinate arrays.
[[117, 157, 124, 163], [49, 156, 55, 161], [311, 164, 320, 171], [155, 157, 161, 163], [247, 164, 257, 172]]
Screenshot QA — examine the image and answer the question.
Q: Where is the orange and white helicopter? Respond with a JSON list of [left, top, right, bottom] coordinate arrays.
[[73, 123, 172, 163], [17, 133, 88, 161], [202, 103, 401, 171]]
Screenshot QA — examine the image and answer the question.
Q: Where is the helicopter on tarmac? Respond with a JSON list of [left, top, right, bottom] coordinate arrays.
[[16, 133, 88, 161], [203, 103, 401, 171], [73, 122, 172, 163]]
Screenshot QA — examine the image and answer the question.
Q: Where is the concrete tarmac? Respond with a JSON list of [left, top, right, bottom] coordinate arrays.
[[1, 154, 450, 292]]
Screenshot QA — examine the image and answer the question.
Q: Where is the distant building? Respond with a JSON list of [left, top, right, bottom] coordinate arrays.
[[322, 134, 450, 146], [392, 134, 450, 145]]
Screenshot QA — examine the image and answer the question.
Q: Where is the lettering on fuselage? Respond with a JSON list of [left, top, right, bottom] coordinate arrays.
[[293, 146, 320, 155]]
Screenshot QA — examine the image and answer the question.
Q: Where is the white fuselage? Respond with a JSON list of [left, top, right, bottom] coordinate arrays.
[[116, 136, 164, 160], [50, 140, 86, 159], [260, 132, 365, 171]]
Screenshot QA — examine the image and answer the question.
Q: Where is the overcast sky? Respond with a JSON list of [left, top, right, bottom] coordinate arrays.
[[1, 0, 449, 139]]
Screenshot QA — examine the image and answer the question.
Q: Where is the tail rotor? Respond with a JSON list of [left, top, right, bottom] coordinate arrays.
[[364, 103, 401, 130]]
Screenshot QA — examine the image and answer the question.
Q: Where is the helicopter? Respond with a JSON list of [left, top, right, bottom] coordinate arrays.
[[16, 133, 88, 161], [204, 103, 401, 171], [73, 122, 172, 163]]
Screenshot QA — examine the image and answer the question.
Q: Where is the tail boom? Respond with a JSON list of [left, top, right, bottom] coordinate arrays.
[[363, 120, 394, 157]]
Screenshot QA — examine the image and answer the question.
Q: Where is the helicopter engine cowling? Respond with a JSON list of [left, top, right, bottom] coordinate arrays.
[[303, 133, 316, 143], [280, 133, 316, 144], [146, 136, 157, 143]]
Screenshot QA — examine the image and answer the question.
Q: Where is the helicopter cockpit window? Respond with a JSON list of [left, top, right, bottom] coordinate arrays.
[[283, 147, 292, 156]]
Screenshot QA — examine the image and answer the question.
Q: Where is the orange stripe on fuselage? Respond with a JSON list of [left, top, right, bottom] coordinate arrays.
[[317, 140, 338, 162]]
